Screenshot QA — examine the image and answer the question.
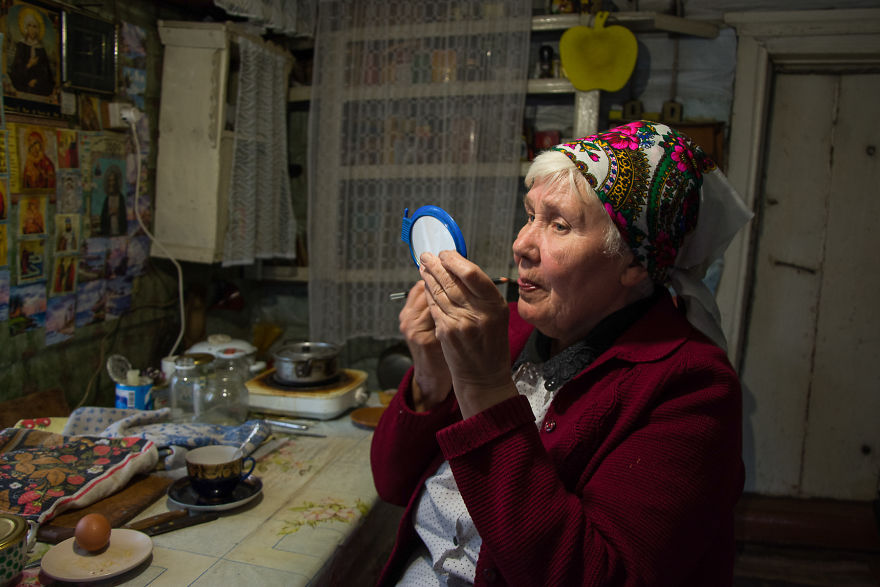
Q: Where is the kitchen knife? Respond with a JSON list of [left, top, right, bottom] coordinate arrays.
[[137, 511, 220, 536]]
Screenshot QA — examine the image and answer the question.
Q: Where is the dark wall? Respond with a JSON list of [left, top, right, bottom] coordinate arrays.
[[0, 0, 205, 410]]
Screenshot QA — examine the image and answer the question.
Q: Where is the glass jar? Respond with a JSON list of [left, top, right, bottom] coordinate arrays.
[[169, 357, 200, 423], [194, 353, 250, 425]]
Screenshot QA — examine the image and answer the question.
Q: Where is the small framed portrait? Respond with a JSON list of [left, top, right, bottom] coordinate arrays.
[[53, 212, 79, 253], [17, 124, 58, 191], [2, 0, 63, 117], [62, 10, 116, 94], [19, 194, 46, 235], [17, 236, 46, 283], [50, 253, 75, 295], [78, 93, 101, 130], [56, 168, 82, 213], [0, 224, 7, 267], [0, 176, 7, 220], [56, 128, 78, 168], [90, 158, 126, 237]]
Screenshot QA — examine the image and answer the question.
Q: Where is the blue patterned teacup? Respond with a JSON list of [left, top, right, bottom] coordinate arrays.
[[185, 445, 255, 501]]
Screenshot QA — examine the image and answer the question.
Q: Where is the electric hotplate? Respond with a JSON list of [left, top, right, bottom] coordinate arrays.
[[246, 368, 368, 420]]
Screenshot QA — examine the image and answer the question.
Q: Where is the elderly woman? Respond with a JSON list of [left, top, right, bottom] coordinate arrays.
[[370, 121, 753, 586]]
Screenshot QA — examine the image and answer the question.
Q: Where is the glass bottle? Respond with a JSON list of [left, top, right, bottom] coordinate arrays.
[[169, 356, 200, 423], [194, 352, 250, 425]]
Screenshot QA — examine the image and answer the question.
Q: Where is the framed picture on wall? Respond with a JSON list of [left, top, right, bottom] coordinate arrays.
[[61, 10, 115, 93], [1, 0, 63, 118]]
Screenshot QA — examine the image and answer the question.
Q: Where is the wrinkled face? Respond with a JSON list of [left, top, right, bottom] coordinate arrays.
[[512, 178, 635, 349]]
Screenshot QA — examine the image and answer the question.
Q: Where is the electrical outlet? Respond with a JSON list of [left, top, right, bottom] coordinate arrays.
[[104, 102, 137, 129]]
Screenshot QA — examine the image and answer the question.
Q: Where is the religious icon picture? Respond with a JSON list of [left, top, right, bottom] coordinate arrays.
[[18, 194, 46, 235], [56, 168, 82, 214], [16, 124, 58, 191], [56, 128, 78, 168], [17, 236, 45, 283], [1, 0, 62, 117], [53, 213, 79, 253], [0, 131, 8, 175], [0, 175, 7, 220], [78, 93, 101, 130], [0, 224, 8, 267], [50, 253, 75, 295], [90, 158, 126, 237]]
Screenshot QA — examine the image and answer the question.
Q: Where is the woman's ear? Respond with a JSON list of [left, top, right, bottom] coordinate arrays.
[[620, 259, 649, 288]]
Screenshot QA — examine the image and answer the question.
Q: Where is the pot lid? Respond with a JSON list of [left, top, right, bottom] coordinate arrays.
[[0, 514, 27, 551], [188, 334, 256, 356], [179, 353, 215, 367], [275, 341, 339, 360]]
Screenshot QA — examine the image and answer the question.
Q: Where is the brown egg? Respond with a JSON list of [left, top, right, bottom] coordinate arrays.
[[74, 513, 111, 552]]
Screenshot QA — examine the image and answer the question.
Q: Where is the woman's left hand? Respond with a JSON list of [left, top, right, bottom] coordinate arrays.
[[418, 251, 518, 418]]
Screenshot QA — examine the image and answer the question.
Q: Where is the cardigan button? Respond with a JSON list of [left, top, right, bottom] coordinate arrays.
[[483, 567, 498, 582], [543, 419, 556, 433]]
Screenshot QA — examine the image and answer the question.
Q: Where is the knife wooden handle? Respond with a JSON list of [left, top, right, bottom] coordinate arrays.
[[124, 509, 188, 531], [142, 512, 219, 536]]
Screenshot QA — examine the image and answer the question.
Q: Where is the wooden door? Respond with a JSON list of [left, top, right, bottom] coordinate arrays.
[[740, 72, 880, 500]]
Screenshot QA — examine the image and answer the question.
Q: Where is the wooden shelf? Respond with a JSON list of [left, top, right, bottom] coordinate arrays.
[[531, 12, 720, 39]]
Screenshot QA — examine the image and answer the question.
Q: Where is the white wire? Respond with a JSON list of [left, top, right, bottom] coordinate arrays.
[[127, 112, 186, 357]]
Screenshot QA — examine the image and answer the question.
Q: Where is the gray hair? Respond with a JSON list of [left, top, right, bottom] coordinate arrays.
[[524, 150, 628, 259], [524, 150, 655, 297]]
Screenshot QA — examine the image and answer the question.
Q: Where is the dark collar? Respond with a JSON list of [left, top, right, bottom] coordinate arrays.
[[512, 289, 661, 391]]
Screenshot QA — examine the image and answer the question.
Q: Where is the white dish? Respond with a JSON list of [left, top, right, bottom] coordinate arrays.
[[41, 528, 152, 582], [167, 475, 262, 512]]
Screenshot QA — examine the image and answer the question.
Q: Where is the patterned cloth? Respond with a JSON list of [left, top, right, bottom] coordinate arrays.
[[0, 428, 157, 524], [62, 407, 271, 469], [549, 120, 753, 349]]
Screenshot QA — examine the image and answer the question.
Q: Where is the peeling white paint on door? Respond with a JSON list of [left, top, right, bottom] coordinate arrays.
[[741, 72, 880, 500]]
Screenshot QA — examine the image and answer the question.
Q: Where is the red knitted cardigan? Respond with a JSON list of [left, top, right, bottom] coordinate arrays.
[[370, 292, 744, 586]]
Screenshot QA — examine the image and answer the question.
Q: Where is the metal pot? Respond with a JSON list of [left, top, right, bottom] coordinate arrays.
[[273, 342, 340, 385]]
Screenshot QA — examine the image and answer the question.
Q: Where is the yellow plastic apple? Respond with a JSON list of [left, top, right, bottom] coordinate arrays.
[[559, 12, 638, 92]]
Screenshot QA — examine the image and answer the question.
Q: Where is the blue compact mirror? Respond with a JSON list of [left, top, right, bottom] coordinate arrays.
[[401, 205, 467, 267]]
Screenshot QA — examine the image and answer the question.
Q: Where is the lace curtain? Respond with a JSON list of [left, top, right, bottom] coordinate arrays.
[[222, 36, 297, 266], [213, 0, 318, 36], [308, 0, 532, 344]]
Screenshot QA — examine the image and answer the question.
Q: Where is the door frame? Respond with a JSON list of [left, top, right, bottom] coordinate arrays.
[[718, 9, 880, 369]]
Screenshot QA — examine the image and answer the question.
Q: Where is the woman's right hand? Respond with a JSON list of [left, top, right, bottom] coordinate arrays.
[[399, 281, 452, 411]]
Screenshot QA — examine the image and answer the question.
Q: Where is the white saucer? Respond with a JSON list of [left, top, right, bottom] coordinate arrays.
[[167, 475, 262, 512], [41, 528, 152, 582]]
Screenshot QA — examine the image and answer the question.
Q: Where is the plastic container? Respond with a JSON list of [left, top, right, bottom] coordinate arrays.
[[115, 382, 154, 410], [115, 369, 154, 410]]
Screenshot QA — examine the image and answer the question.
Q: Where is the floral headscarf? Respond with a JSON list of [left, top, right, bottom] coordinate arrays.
[[552, 120, 708, 283], [549, 120, 753, 350]]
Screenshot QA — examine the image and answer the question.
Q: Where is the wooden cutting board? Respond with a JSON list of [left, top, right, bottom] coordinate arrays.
[[37, 474, 173, 543]]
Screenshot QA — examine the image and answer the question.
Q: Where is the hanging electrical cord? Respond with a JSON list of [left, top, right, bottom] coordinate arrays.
[[74, 108, 187, 409], [123, 106, 186, 357]]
